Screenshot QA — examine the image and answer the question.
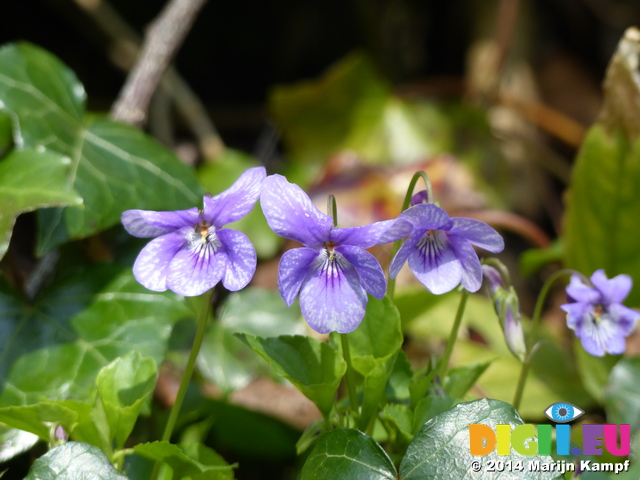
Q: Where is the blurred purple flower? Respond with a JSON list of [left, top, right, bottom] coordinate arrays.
[[122, 167, 265, 296], [260, 174, 411, 334], [561, 269, 640, 357], [482, 264, 526, 361], [389, 203, 504, 294]]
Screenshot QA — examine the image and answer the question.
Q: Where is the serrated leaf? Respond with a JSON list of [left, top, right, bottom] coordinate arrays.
[[95, 351, 157, 449], [399, 398, 562, 480], [0, 265, 189, 406], [442, 361, 493, 399], [0, 149, 82, 260], [235, 334, 346, 418], [0, 43, 201, 253], [198, 288, 305, 394], [301, 428, 396, 480], [25, 441, 128, 480], [380, 403, 414, 451], [134, 441, 234, 480]]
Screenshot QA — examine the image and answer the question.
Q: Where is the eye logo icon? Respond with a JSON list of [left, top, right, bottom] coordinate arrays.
[[544, 402, 584, 423]]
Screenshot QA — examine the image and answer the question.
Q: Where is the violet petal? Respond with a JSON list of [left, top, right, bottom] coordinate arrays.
[[329, 219, 412, 249], [590, 270, 633, 306], [203, 167, 266, 226], [278, 247, 319, 306], [449, 235, 483, 293], [122, 208, 200, 238], [450, 217, 504, 253], [217, 228, 257, 291], [166, 241, 228, 296], [132, 229, 187, 291], [335, 245, 386, 299], [260, 174, 332, 247], [298, 251, 367, 333]]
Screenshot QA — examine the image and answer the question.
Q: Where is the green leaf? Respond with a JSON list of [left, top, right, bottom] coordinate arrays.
[[380, 403, 414, 451], [94, 351, 157, 449], [295, 419, 325, 455], [385, 350, 413, 403], [0, 426, 38, 463], [346, 296, 403, 376], [399, 399, 562, 480], [198, 289, 305, 395], [564, 30, 640, 304], [575, 339, 620, 403], [0, 149, 82, 259], [604, 357, 640, 430], [197, 150, 280, 259], [235, 334, 346, 418], [345, 296, 403, 430], [0, 265, 189, 406], [0, 43, 201, 253], [412, 396, 457, 434], [25, 441, 128, 480], [442, 361, 493, 399], [0, 402, 79, 440], [134, 441, 234, 480], [301, 428, 396, 480]]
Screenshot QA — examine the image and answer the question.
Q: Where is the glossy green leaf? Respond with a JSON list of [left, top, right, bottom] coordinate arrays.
[[235, 334, 346, 417], [197, 150, 280, 259], [301, 428, 396, 480], [399, 399, 562, 480], [24, 441, 128, 480], [0, 149, 82, 259], [95, 351, 157, 449], [604, 357, 640, 430], [0, 426, 38, 463], [0, 265, 190, 406], [295, 419, 325, 455], [134, 441, 235, 480], [442, 361, 492, 399], [0, 43, 201, 253]]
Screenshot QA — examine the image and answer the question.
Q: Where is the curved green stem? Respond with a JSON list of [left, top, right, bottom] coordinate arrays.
[[152, 289, 213, 479], [438, 289, 469, 379], [387, 171, 433, 300], [512, 269, 577, 410], [341, 334, 359, 417]]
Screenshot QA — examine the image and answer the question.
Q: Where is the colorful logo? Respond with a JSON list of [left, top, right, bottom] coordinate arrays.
[[469, 402, 630, 457]]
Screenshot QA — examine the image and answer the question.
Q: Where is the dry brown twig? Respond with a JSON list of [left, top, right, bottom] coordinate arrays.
[[103, 0, 223, 158]]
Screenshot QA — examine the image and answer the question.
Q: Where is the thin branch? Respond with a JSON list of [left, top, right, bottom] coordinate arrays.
[[110, 0, 207, 127], [73, 0, 223, 158]]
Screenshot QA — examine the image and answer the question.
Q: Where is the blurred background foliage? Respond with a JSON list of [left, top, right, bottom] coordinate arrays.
[[3, 0, 640, 479]]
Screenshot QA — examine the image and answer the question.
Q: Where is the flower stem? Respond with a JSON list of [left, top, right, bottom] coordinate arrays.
[[152, 289, 213, 479], [438, 289, 469, 379], [387, 171, 433, 300], [327, 194, 338, 227], [512, 269, 576, 410], [340, 334, 359, 416]]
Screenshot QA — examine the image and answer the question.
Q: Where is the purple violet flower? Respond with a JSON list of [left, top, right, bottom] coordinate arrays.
[[121, 167, 266, 296], [389, 203, 504, 294], [561, 269, 640, 357], [260, 174, 412, 334]]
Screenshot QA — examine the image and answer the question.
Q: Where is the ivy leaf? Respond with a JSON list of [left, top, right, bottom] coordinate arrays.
[[399, 398, 563, 480], [0, 149, 82, 260], [235, 334, 346, 418], [0, 426, 38, 463], [0, 42, 201, 254], [24, 441, 128, 480], [301, 428, 396, 480], [604, 357, 640, 430], [0, 265, 189, 406]]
